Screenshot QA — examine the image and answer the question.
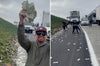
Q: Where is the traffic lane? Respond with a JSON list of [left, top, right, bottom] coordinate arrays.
[[51, 29, 92, 66], [51, 30, 76, 66], [51, 33, 91, 66], [70, 33, 92, 66], [51, 30, 70, 66]]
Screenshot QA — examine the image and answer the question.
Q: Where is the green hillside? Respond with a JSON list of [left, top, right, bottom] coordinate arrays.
[[0, 18, 17, 63], [51, 15, 68, 34]]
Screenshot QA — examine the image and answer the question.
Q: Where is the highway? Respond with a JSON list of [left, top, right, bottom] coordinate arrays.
[[51, 27, 92, 66]]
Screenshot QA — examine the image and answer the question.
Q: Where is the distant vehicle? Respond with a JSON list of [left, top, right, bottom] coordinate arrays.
[[96, 5, 100, 25], [88, 5, 100, 25], [24, 23, 35, 33], [81, 17, 89, 26], [70, 11, 80, 22]]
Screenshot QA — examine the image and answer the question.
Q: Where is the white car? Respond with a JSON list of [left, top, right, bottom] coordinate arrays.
[[24, 23, 35, 33], [81, 19, 89, 26]]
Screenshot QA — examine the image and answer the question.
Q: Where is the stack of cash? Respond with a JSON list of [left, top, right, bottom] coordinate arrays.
[[21, 1, 37, 23]]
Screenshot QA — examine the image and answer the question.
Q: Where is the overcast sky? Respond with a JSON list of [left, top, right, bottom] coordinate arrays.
[[0, 0, 50, 24], [0, 0, 100, 24], [51, 0, 100, 19]]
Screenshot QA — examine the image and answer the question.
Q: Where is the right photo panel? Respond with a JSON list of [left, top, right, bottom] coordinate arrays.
[[51, 0, 100, 66]]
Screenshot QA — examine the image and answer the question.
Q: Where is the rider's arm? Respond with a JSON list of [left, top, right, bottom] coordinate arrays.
[[17, 9, 32, 52], [18, 24, 32, 52]]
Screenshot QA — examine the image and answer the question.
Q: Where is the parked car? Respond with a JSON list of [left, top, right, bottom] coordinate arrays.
[[24, 23, 35, 33], [81, 18, 89, 26]]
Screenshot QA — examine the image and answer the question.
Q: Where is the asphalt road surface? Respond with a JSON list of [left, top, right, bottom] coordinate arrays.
[[51, 27, 92, 66]]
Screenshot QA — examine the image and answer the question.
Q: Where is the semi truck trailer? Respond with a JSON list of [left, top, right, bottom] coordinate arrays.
[[96, 5, 100, 25]]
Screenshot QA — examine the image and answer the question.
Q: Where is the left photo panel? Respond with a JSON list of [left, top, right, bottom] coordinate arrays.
[[0, 0, 50, 66]]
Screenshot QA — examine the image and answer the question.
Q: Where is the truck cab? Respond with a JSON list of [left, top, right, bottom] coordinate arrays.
[[69, 11, 80, 24]]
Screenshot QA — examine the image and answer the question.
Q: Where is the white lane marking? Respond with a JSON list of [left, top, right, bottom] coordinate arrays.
[[77, 58, 81, 61], [86, 48, 88, 50], [67, 49, 70, 51], [77, 49, 80, 52], [85, 58, 90, 61], [73, 43, 76, 45], [82, 27, 99, 66], [53, 61, 59, 64]]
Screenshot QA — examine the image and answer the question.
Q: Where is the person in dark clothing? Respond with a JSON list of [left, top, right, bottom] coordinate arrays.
[[76, 21, 81, 32], [72, 20, 81, 34], [18, 9, 50, 66], [89, 18, 93, 27], [62, 22, 67, 30]]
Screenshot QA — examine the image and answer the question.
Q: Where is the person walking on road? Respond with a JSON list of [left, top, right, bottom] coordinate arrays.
[[62, 21, 67, 30], [77, 21, 81, 32], [89, 18, 93, 27], [72, 20, 81, 34], [18, 9, 50, 66]]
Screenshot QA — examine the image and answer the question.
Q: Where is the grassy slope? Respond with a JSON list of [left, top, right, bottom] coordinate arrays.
[[0, 18, 17, 63], [51, 15, 68, 34]]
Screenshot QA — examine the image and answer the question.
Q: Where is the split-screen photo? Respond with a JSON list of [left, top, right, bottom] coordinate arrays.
[[0, 0, 100, 66]]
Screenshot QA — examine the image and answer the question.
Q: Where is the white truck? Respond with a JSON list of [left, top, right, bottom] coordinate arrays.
[[70, 11, 80, 22], [96, 5, 100, 25], [88, 5, 100, 25]]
